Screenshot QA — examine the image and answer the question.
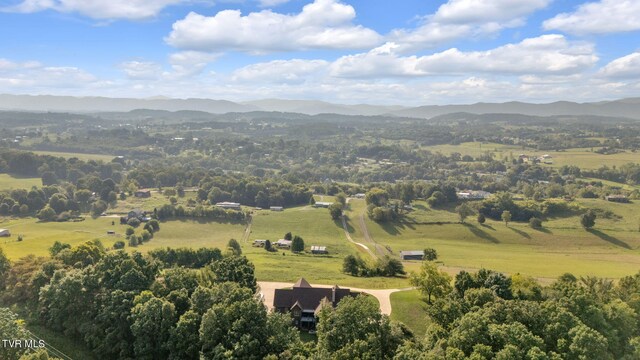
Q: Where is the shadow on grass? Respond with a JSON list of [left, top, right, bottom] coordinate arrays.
[[414, 204, 429, 211], [480, 223, 495, 231], [337, 217, 356, 233], [587, 229, 631, 249], [464, 223, 499, 243], [533, 227, 552, 234], [509, 227, 531, 239]]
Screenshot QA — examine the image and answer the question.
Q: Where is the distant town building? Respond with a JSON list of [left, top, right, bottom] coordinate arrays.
[[275, 239, 292, 249], [270, 206, 284, 211]]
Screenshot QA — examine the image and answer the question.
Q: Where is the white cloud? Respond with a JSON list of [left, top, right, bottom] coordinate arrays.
[[599, 52, 640, 79], [168, 51, 220, 78], [543, 0, 640, 35], [0, 59, 98, 89], [331, 35, 598, 78], [231, 59, 329, 83], [165, 0, 383, 52], [391, 0, 551, 51], [120, 61, 163, 80], [4, 0, 188, 20]]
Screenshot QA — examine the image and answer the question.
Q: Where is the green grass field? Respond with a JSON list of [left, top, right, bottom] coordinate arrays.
[[108, 191, 198, 214], [357, 198, 640, 280], [245, 205, 410, 288], [31, 150, 116, 162], [424, 142, 640, 170], [390, 290, 429, 337], [0, 173, 42, 189]]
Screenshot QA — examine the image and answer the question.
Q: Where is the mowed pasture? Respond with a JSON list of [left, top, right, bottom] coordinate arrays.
[[0, 173, 42, 189], [31, 150, 116, 162], [353, 198, 640, 280], [0, 216, 245, 260], [424, 142, 640, 170], [245, 204, 410, 289]]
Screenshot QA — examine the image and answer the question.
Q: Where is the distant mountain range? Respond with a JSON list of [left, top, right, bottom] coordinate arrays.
[[1, 94, 640, 120]]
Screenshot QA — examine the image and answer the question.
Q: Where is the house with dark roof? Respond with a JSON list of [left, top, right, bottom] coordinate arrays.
[[400, 250, 425, 261], [273, 278, 355, 330]]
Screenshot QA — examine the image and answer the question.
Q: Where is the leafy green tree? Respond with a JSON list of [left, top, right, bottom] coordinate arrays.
[[0, 247, 9, 290], [48, 241, 71, 257], [200, 298, 269, 359], [209, 256, 257, 292], [581, 209, 596, 229], [130, 292, 177, 360], [227, 238, 242, 255], [454, 270, 477, 297], [335, 192, 347, 206], [83, 290, 136, 359], [529, 217, 543, 229], [376, 256, 405, 276], [410, 261, 452, 304], [316, 295, 407, 360], [36, 205, 56, 222], [167, 310, 201, 360], [342, 255, 361, 276], [0, 308, 30, 360], [291, 235, 304, 252], [424, 248, 438, 261], [456, 203, 474, 223], [501, 210, 512, 227], [329, 202, 343, 220], [427, 191, 447, 207], [284, 232, 292, 240]]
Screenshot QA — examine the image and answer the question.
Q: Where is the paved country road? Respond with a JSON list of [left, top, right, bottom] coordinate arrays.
[[258, 281, 413, 315]]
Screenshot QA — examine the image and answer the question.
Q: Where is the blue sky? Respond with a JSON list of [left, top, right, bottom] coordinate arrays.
[[0, 0, 639, 105]]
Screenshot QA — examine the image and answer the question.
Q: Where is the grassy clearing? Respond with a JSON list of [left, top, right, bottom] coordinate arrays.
[[31, 150, 116, 162], [424, 142, 640, 170], [245, 205, 410, 288], [361, 198, 640, 279], [0, 173, 42, 189], [390, 290, 429, 337], [108, 191, 198, 214]]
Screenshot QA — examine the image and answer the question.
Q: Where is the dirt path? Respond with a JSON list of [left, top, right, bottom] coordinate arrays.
[[258, 281, 413, 315], [341, 214, 377, 259]]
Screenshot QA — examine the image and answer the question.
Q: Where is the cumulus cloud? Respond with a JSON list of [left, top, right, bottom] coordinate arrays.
[[120, 61, 163, 80], [543, 0, 640, 35], [165, 0, 382, 52], [391, 0, 551, 51], [4, 0, 187, 20], [168, 51, 220, 78], [0, 59, 98, 89], [231, 59, 329, 83], [331, 35, 598, 78], [599, 52, 640, 79]]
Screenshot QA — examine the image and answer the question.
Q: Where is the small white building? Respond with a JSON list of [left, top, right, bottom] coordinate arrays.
[[313, 202, 333, 208], [275, 239, 292, 249], [253, 239, 268, 247], [216, 202, 241, 210], [310, 246, 328, 254], [270, 206, 284, 211], [0, 229, 10, 237]]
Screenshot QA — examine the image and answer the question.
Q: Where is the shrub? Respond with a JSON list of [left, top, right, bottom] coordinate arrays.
[[113, 241, 125, 250], [127, 217, 141, 228], [424, 248, 438, 261], [529, 217, 543, 229]]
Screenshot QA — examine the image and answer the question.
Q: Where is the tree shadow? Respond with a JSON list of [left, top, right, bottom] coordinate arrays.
[[480, 223, 495, 231], [336, 217, 355, 232], [587, 229, 631, 249], [464, 223, 499, 243], [380, 221, 401, 235], [509, 227, 531, 239], [533, 227, 552, 234]]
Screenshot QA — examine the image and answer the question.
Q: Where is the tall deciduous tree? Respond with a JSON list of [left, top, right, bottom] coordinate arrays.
[[410, 261, 452, 304]]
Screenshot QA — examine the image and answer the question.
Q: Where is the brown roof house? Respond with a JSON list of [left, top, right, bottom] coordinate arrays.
[[273, 278, 355, 330]]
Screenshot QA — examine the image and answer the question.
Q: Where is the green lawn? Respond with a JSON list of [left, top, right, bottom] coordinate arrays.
[[424, 142, 640, 170], [108, 191, 198, 214], [390, 290, 429, 337], [245, 205, 410, 288], [31, 150, 116, 162], [0, 173, 42, 189], [361, 198, 640, 280]]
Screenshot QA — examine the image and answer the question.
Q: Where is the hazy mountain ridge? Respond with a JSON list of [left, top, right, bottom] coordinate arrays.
[[1, 94, 640, 119]]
